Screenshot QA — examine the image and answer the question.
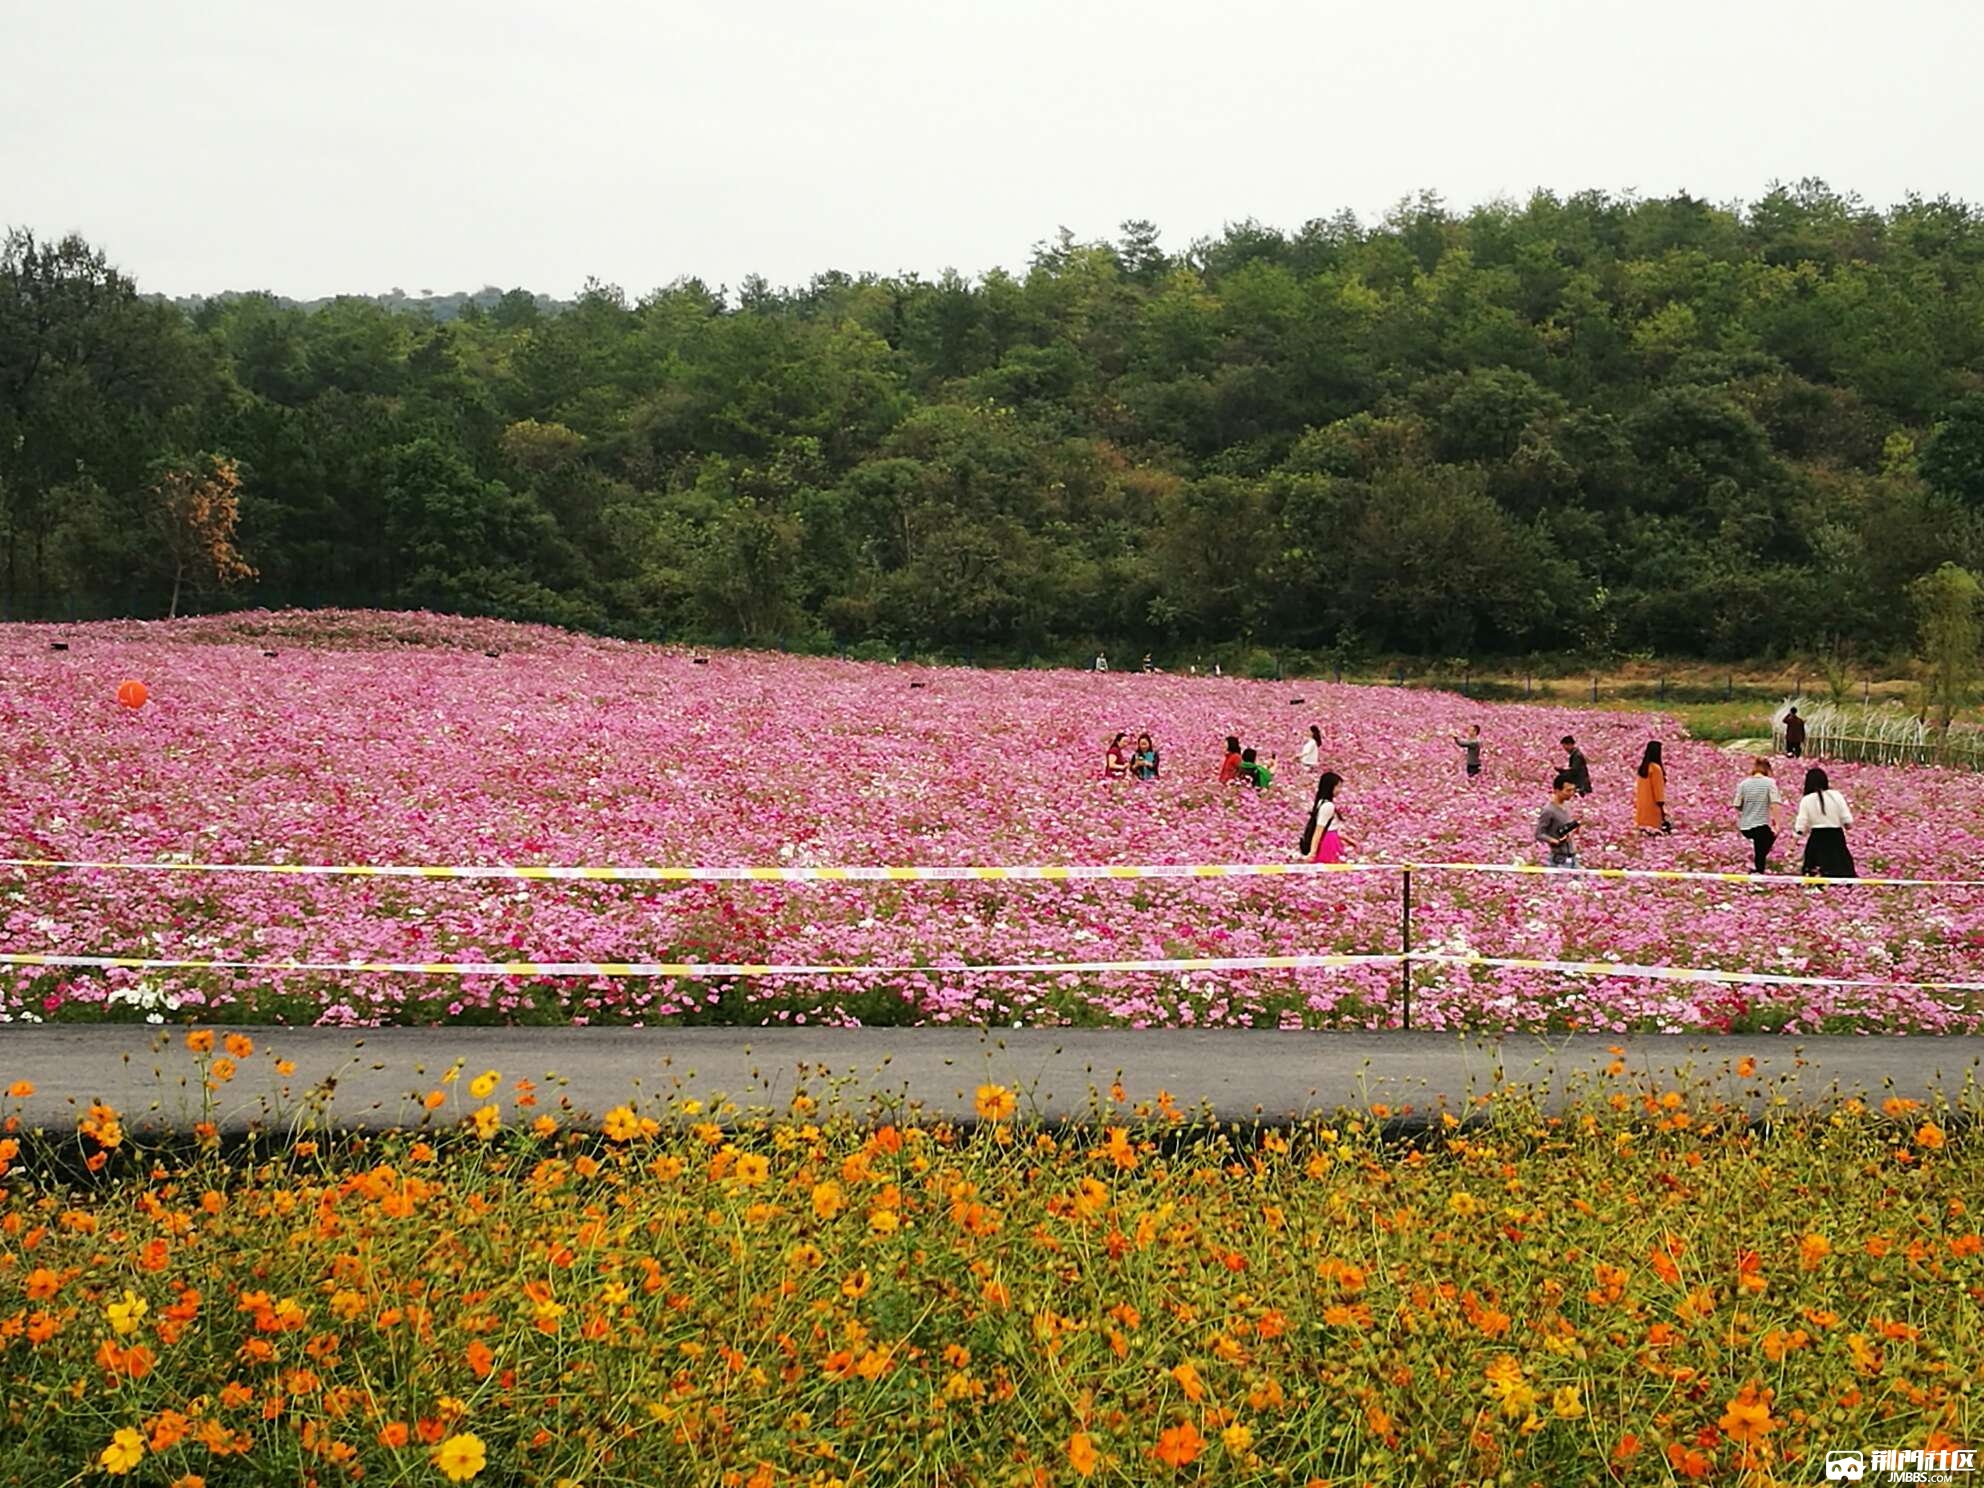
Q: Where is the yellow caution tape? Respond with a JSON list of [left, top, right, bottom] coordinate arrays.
[[5, 855, 1980, 889]]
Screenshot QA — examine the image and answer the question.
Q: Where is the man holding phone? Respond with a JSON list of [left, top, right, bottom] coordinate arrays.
[[1536, 772, 1582, 868]]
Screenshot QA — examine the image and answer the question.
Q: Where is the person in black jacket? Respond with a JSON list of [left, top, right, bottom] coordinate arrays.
[[1561, 735, 1592, 796]]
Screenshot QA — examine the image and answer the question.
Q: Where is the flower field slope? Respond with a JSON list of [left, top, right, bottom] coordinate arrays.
[[6, 611, 1984, 1032], [0, 1064, 1977, 1486]]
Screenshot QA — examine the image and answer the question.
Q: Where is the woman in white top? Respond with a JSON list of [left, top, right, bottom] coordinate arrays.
[[1301, 771, 1345, 863], [1793, 766, 1856, 878], [1298, 725, 1322, 770]]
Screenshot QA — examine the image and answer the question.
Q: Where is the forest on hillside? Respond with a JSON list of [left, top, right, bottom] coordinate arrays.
[[6, 181, 1984, 664]]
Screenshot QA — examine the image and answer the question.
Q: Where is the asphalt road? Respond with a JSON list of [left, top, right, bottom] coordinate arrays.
[[2, 1027, 1978, 1134]]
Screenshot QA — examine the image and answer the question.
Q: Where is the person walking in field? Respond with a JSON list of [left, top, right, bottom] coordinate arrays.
[[1794, 767, 1856, 877], [1453, 723, 1483, 779], [1536, 772, 1582, 868], [1733, 756, 1784, 873], [1783, 706, 1806, 758], [1301, 771, 1346, 862], [1562, 735, 1592, 796], [1236, 747, 1274, 790], [1220, 735, 1243, 783], [1298, 724, 1322, 771], [1634, 741, 1669, 835]]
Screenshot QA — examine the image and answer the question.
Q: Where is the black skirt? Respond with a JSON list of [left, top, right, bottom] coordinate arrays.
[[1801, 827, 1856, 878]]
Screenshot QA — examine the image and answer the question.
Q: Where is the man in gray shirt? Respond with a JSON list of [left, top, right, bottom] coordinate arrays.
[[1732, 757, 1784, 873], [1536, 773, 1581, 867]]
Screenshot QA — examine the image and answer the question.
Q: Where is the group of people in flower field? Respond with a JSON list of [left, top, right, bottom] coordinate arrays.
[[1105, 704, 1859, 878]]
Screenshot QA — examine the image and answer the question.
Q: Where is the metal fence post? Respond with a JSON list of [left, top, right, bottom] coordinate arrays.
[[1400, 866, 1413, 1031]]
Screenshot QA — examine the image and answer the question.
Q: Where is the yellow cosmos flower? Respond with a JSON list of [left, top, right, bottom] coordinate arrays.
[[468, 1070, 501, 1100], [471, 1105, 501, 1140], [106, 1290, 149, 1337], [432, 1432, 487, 1481], [98, 1428, 146, 1475], [733, 1153, 770, 1186]]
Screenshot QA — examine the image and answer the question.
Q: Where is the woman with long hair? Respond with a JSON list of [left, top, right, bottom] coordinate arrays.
[[1298, 725, 1322, 771], [1219, 735, 1242, 783], [1132, 732, 1160, 780], [1103, 732, 1130, 780], [1633, 741, 1668, 835], [1793, 767, 1856, 877], [1301, 771, 1346, 863]]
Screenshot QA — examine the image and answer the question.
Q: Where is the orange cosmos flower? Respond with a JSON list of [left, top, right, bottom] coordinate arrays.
[[1717, 1387, 1776, 1445], [223, 1033, 254, 1059], [974, 1084, 1017, 1122], [1067, 1431, 1100, 1477], [1153, 1421, 1204, 1469], [6, 1080, 33, 1098], [1917, 1122, 1947, 1150]]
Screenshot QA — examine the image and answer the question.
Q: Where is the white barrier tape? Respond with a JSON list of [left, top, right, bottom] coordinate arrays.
[[6, 856, 1982, 891], [0, 950, 1398, 978], [4, 946, 1980, 994], [1409, 951, 1984, 994]]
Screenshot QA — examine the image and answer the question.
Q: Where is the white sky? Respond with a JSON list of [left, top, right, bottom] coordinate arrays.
[[7, 0, 1980, 300]]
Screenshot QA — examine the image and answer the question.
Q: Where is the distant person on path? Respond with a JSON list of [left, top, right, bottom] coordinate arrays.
[[1536, 772, 1582, 868], [1142, 653, 1155, 673], [1783, 706, 1806, 758], [1562, 736, 1592, 796], [1104, 732, 1130, 780], [1301, 771, 1346, 862], [1733, 756, 1784, 873], [1453, 723, 1483, 779], [1132, 733, 1160, 780], [1219, 735, 1243, 783], [1236, 747, 1274, 790], [1794, 767, 1856, 878], [1094, 651, 1109, 673], [1634, 741, 1669, 835], [1298, 724, 1322, 771]]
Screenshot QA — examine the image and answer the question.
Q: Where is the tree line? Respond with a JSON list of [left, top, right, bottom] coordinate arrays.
[[6, 180, 1984, 665]]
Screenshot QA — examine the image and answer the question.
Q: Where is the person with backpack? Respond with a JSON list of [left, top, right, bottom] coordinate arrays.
[[1301, 772, 1346, 863], [1783, 706, 1806, 758], [1793, 767, 1856, 877]]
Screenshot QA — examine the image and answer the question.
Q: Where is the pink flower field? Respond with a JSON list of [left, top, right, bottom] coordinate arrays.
[[4, 610, 1983, 1033]]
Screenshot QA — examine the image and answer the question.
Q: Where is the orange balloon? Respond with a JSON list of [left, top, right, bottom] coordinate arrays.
[[116, 680, 148, 710]]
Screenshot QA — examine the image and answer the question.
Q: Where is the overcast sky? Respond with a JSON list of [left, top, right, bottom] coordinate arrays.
[[8, 0, 1979, 300]]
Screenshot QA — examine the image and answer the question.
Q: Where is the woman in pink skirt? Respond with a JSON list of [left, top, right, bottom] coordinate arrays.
[[1301, 771, 1346, 863]]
